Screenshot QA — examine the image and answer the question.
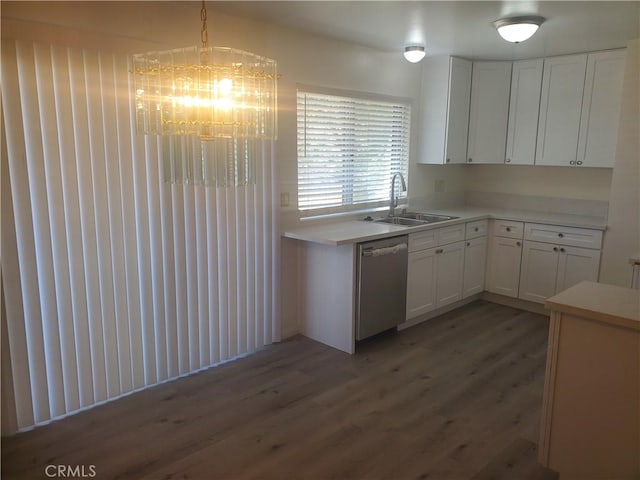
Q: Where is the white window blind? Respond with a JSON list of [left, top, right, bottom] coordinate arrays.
[[297, 89, 411, 213], [1, 39, 279, 432]]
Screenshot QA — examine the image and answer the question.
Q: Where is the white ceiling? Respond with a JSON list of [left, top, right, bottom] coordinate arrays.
[[212, 1, 640, 60]]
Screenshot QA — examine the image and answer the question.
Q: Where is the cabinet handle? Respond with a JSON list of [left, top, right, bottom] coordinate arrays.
[[435, 248, 444, 254], [467, 242, 471, 247], [446, 158, 451, 163], [558, 233, 564, 238], [474, 227, 478, 232], [506, 227, 511, 232], [553, 247, 558, 252], [516, 241, 521, 246], [570, 160, 576, 165], [506, 158, 511, 163], [468, 158, 473, 163], [560, 247, 565, 253], [577, 160, 583, 166]]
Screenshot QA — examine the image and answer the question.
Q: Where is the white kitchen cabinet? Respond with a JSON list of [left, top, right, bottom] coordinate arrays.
[[505, 59, 544, 165], [436, 241, 465, 307], [463, 236, 487, 298], [577, 49, 626, 168], [513, 222, 603, 304], [486, 229, 523, 298], [466, 61, 512, 164], [535, 54, 588, 167], [555, 245, 601, 292], [407, 248, 437, 318], [418, 56, 472, 165], [519, 241, 562, 303]]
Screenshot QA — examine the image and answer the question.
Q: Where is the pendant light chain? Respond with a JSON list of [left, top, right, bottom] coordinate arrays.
[[200, 0, 208, 48]]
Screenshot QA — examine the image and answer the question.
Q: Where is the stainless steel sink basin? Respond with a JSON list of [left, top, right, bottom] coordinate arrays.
[[373, 216, 427, 226], [396, 212, 459, 222], [366, 212, 459, 226]]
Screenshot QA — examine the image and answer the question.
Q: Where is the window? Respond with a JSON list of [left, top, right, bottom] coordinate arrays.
[[297, 88, 411, 214]]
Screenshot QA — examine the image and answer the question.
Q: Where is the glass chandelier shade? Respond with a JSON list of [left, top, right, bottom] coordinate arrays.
[[132, 45, 278, 187]]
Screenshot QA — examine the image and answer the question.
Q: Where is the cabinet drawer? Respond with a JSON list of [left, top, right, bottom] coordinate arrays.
[[466, 220, 488, 239], [438, 224, 465, 246], [524, 223, 603, 249], [408, 229, 438, 252], [491, 220, 524, 239]]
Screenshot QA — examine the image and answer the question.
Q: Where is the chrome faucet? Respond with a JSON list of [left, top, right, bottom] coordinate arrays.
[[389, 172, 407, 216]]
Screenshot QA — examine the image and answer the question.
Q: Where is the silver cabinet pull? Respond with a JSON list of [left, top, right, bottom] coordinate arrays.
[[505, 158, 511, 163], [570, 160, 576, 165], [577, 160, 583, 166], [468, 158, 473, 163]]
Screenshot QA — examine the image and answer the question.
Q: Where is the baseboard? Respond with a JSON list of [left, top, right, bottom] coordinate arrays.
[[481, 291, 549, 316], [398, 294, 482, 331]]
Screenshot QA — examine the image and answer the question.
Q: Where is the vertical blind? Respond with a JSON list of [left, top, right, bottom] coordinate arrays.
[[1, 39, 279, 431], [297, 89, 411, 213]]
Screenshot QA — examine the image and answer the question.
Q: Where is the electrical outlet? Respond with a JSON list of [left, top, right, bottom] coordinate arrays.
[[435, 179, 445, 193], [280, 192, 290, 207]]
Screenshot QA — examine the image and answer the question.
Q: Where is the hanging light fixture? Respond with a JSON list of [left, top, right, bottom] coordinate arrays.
[[132, 1, 278, 187], [493, 16, 545, 43], [403, 45, 426, 63]]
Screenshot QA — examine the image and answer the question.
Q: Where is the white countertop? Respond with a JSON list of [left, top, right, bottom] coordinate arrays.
[[282, 206, 607, 246], [546, 281, 640, 331]]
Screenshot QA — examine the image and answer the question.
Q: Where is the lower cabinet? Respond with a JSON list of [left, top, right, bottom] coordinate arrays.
[[463, 236, 487, 298], [519, 240, 601, 303], [406, 240, 465, 319], [486, 236, 523, 298]]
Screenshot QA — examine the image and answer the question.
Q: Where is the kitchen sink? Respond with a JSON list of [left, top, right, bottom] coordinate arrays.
[[365, 212, 459, 226]]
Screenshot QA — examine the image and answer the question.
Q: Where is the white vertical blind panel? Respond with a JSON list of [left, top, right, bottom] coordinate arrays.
[[194, 188, 210, 368], [67, 45, 104, 406], [0, 46, 36, 428], [51, 45, 86, 412], [206, 188, 220, 364], [2, 38, 278, 432], [16, 41, 62, 421], [34, 43, 79, 415], [108, 53, 137, 392]]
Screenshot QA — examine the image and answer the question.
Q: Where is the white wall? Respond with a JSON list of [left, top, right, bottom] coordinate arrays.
[[599, 39, 640, 287]]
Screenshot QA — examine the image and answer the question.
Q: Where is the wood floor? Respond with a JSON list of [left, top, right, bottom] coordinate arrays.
[[2, 300, 558, 480]]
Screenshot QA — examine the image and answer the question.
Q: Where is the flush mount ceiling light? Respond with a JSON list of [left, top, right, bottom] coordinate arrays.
[[404, 45, 426, 63], [493, 15, 546, 43], [132, 1, 278, 187]]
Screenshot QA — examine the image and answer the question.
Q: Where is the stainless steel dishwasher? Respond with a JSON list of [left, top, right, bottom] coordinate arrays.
[[356, 235, 408, 341]]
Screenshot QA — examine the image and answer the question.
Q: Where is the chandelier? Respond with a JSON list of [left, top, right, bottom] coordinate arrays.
[[131, 1, 278, 187]]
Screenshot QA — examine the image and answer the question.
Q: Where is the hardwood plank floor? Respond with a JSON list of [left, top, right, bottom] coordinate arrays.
[[2, 300, 558, 480]]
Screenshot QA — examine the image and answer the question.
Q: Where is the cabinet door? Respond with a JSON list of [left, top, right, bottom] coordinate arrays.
[[467, 61, 512, 164], [444, 57, 472, 164], [486, 236, 523, 298], [406, 248, 437, 319], [463, 236, 487, 298], [505, 59, 544, 165], [555, 246, 601, 293], [577, 50, 626, 168], [535, 54, 587, 166], [519, 241, 560, 303], [436, 241, 465, 307]]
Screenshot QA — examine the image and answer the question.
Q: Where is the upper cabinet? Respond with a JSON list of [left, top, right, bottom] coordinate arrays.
[[535, 54, 588, 167], [577, 50, 626, 168], [466, 61, 512, 164], [505, 59, 544, 165], [418, 56, 472, 165]]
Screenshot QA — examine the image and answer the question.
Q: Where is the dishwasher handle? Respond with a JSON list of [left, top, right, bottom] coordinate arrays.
[[362, 243, 407, 257]]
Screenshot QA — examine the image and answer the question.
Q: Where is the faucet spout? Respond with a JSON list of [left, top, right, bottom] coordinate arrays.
[[389, 172, 407, 216]]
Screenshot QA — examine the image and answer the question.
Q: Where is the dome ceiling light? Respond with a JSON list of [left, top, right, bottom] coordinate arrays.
[[493, 15, 546, 43], [404, 45, 426, 63]]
